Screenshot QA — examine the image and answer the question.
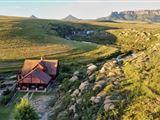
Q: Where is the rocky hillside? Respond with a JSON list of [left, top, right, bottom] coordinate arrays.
[[0, 17, 160, 120], [98, 9, 160, 22]]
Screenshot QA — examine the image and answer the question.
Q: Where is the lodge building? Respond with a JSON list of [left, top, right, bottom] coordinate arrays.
[[17, 58, 59, 92]]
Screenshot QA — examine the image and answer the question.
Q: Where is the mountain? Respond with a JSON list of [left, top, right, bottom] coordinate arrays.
[[62, 14, 81, 21], [30, 15, 38, 19], [98, 9, 160, 22]]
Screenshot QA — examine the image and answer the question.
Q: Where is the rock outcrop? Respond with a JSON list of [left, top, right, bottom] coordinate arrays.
[[98, 9, 160, 22]]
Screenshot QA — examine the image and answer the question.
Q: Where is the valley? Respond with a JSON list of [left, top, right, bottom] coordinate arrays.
[[0, 16, 160, 120]]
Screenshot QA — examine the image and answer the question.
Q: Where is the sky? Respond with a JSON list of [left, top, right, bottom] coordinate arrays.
[[0, 0, 160, 19]]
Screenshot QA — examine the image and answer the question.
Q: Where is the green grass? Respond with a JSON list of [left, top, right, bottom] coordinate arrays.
[[0, 92, 25, 120], [0, 17, 118, 119], [1, 17, 160, 120]]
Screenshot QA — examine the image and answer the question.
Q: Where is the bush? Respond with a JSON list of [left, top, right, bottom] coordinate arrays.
[[14, 98, 39, 120]]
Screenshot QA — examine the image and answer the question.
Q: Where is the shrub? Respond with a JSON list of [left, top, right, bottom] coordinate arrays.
[[14, 98, 39, 120]]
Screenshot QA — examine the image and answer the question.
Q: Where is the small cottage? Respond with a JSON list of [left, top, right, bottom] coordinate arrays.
[[17, 58, 59, 92]]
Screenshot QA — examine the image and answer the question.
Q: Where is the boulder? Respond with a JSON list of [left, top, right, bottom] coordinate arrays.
[[87, 64, 97, 75], [93, 80, 106, 91], [71, 89, 80, 97], [94, 96, 101, 103], [104, 98, 113, 104], [113, 81, 119, 86], [69, 104, 76, 113], [71, 98, 75, 101], [76, 98, 82, 104], [96, 80, 106, 86], [104, 103, 115, 111], [90, 96, 101, 103], [90, 96, 96, 102], [88, 74, 95, 81], [69, 75, 78, 82], [99, 67, 106, 73], [108, 72, 116, 77], [79, 81, 89, 91], [93, 84, 102, 91], [97, 91, 107, 98], [74, 71, 79, 76]]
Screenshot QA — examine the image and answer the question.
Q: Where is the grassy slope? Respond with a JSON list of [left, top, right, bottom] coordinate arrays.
[[1, 17, 160, 120], [82, 21, 160, 120], [0, 17, 118, 119]]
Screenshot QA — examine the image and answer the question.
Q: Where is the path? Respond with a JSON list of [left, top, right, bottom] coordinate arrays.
[[31, 95, 54, 120]]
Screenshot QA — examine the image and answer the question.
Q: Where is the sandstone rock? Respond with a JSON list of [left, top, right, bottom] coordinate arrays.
[[68, 89, 72, 93], [90, 96, 96, 102], [69, 104, 76, 113], [96, 80, 106, 86], [74, 71, 79, 76], [94, 96, 101, 103], [87, 64, 97, 75], [113, 81, 119, 85], [90, 96, 101, 103], [108, 72, 116, 77], [79, 81, 89, 91], [76, 98, 82, 104], [71, 89, 79, 97], [69, 75, 78, 82], [112, 60, 117, 64], [104, 98, 113, 104], [78, 92, 81, 97], [93, 84, 102, 91], [96, 74, 106, 81], [93, 80, 106, 91], [99, 67, 106, 73], [71, 97, 75, 101], [104, 103, 115, 111], [97, 91, 107, 98], [88, 74, 95, 81], [105, 96, 111, 100]]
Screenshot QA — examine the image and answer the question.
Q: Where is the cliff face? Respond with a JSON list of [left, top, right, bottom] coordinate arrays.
[[107, 9, 160, 22]]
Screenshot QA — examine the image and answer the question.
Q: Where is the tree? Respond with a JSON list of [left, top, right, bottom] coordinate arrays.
[[14, 98, 39, 120]]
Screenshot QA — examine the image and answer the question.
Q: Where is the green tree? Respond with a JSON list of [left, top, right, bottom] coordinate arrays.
[[14, 98, 39, 120]]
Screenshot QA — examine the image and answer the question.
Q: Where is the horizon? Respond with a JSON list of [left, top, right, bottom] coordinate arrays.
[[0, 0, 160, 19]]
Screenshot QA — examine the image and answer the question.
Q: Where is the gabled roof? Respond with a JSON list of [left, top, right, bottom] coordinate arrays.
[[19, 68, 51, 84], [32, 68, 51, 84], [21, 59, 58, 76], [19, 59, 58, 84]]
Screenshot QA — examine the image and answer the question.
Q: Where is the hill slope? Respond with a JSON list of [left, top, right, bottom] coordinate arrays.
[[0, 17, 160, 120]]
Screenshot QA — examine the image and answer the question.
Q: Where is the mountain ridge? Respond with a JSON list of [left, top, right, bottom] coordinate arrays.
[[98, 9, 160, 22]]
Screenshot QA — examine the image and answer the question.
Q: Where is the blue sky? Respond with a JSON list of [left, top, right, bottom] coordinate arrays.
[[0, 0, 159, 19]]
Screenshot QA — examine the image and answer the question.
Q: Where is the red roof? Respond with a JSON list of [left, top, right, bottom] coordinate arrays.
[[19, 59, 58, 84], [21, 60, 58, 76]]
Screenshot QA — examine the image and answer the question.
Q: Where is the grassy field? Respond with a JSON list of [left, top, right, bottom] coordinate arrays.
[[0, 17, 118, 119], [0, 17, 160, 120]]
